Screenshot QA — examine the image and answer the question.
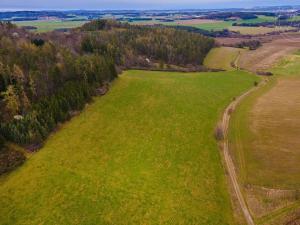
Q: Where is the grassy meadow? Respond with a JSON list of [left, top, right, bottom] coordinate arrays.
[[14, 20, 87, 32], [272, 52, 300, 77], [0, 70, 259, 225], [190, 21, 233, 31], [13, 15, 280, 33], [228, 53, 300, 223], [191, 16, 284, 34], [229, 52, 300, 189], [130, 15, 290, 36], [228, 26, 293, 35], [132, 15, 277, 32], [204, 47, 246, 71]]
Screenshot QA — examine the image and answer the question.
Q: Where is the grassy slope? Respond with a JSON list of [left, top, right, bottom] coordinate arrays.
[[287, 16, 300, 21], [272, 52, 300, 77], [190, 21, 233, 30], [229, 52, 300, 187], [228, 78, 276, 185], [188, 16, 288, 35], [228, 26, 293, 35], [204, 47, 245, 71], [131, 16, 277, 32], [228, 54, 300, 223], [0, 70, 258, 225], [15, 16, 277, 33], [155, 16, 283, 35], [180, 16, 276, 31], [14, 20, 87, 32]]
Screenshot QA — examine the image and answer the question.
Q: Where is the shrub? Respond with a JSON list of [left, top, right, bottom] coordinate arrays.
[[0, 135, 5, 150], [31, 38, 45, 47], [256, 71, 273, 76], [296, 190, 300, 200], [0, 148, 26, 175], [214, 125, 224, 141]]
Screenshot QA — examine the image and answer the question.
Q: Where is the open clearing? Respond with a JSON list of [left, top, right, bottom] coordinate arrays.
[[239, 35, 300, 72], [14, 20, 87, 32], [188, 16, 276, 31], [272, 52, 300, 76], [14, 16, 282, 34], [230, 78, 300, 189], [0, 70, 259, 225], [204, 47, 245, 71], [171, 19, 220, 25], [131, 19, 220, 26], [132, 16, 277, 32], [228, 26, 294, 35], [229, 54, 300, 223]]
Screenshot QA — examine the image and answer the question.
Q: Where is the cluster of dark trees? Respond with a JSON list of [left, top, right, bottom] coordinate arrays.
[[0, 27, 117, 146], [0, 20, 214, 173], [234, 40, 261, 50], [80, 20, 214, 67], [121, 18, 153, 22], [204, 12, 258, 20], [168, 25, 244, 39], [0, 22, 118, 173]]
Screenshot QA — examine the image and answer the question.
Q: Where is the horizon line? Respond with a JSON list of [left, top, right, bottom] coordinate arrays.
[[0, 4, 299, 12]]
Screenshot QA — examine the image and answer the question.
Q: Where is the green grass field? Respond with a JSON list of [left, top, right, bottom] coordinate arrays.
[[272, 52, 300, 77], [14, 20, 87, 32], [0, 70, 259, 225], [204, 47, 246, 71], [186, 17, 277, 32], [194, 15, 283, 34], [228, 26, 293, 35], [287, 16, 300, 22], [189, 21, 233, 30], [131, 15, 283, 36], [14, 15, 278, 33], [239, 16, 277, 24]]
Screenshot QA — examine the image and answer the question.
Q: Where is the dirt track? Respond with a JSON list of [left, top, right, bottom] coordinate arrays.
[[219, 80, 267, 225]]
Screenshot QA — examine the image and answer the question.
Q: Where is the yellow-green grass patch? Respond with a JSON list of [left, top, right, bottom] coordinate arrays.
[[272, 52, 300, 77], [204, 47, 246, 71], [131, 16, 277, 32], [14, 20, 87, 32], [0, 70, 259, 225], [229, 26, 294, 35]]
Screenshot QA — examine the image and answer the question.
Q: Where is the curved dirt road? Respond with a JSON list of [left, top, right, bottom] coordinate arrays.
[[220, 80, 267, 225]]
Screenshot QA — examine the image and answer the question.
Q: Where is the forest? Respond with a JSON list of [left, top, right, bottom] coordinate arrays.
[[0, 19, 214, 173]]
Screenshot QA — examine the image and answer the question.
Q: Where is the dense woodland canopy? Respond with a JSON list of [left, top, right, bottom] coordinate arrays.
[[0, 20, 214, 173], [79, 20, 214, 67]]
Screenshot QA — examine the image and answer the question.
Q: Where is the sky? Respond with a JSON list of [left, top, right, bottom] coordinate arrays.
[[1, 0, 300, 11]]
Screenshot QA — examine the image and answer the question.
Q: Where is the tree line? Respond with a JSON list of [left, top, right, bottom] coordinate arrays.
[[0, 20, 214, 172], [79, 20, 214, 67]]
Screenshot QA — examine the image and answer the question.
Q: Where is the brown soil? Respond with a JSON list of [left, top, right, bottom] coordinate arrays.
[[245, 186, 298, 219], [239, 35, 300, 72], [248, 79, 300, 189], [216, 31, 300, 46]]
